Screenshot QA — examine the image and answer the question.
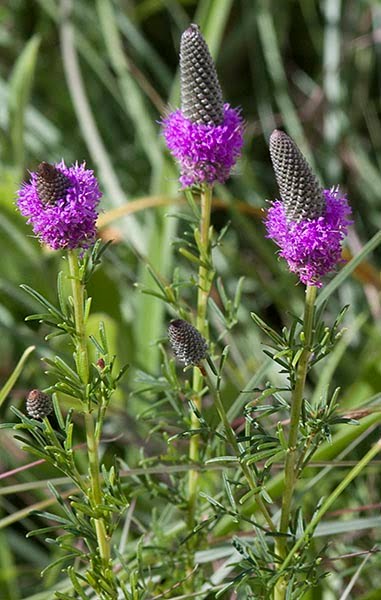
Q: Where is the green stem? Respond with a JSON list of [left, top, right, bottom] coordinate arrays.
[[68, 253, 89, 387], [188, 184, 214, 525], [279, 285, 317, 540], [212, 385, 276, 533], [275, 284, 317, 599], [67, 250, 110, 565], [279, 438, 381, 574]]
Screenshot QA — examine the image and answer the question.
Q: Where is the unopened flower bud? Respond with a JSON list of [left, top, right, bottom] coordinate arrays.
[[96, 358, 105, 370], [26, 389, 53, 419], [168, 319, 208, 366]]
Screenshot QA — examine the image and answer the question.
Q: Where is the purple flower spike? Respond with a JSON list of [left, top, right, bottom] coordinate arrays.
[[266, 188, 352, 287], [17, 161, 102, 251], [162, 24, 244, 187], [265, 130, 352, 287], [163, 105, 244, 187]]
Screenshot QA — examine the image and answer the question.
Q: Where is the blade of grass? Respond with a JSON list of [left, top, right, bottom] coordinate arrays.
[[316, 230, 381, 308], [195, 0, 234, 57], [0, 212, 41, 267], [348, 136, 381, 201], [339, 547, 376, 600], [0, 530, 19, 600], [0, 346, 35, 408], [278, 439, 381, 574], [256, 0, 313, 164], [317, 518, 381, 539], [96, 0, 162, 168], [0, 487, 76, 531], [8, 34, 40, 171], [322, 0, 343, 180]]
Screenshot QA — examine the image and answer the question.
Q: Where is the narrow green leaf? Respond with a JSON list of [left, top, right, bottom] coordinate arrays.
[[316, 230, 381, 307], [195, 0, 234, 57], [223, 472, 237, 513], [8, 35, 40, 169], [20, 284, 64, 319], [96, 0, 161, 167], [0, 345, 35, 407]]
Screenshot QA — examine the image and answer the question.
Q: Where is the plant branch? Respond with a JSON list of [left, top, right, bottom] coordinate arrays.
[[211, 380, 277, 533], [188, 184, 214, 525], [279, 438, 381, 575], [67, 250, 110, 565], [274, 284, 317, 600], [279, 285, 317, 542]]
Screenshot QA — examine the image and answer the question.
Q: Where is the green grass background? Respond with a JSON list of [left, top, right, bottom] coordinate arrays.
[[1, 0, 381, 598]]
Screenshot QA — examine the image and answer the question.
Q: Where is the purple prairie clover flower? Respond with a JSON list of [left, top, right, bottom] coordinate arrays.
[[266, 188, 352, 287], [163, 105, 244, 188], [265, 130, 352, 287], [162, 24, 244, 188], [17, 161, 101, 251]]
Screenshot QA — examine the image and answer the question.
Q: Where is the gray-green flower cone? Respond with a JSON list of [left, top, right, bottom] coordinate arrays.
[[269, 130, 325, 222], [180, 23, 224, 126]]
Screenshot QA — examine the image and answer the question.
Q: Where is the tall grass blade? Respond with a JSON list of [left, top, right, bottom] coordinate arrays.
[[8, 35, 40, 171], [317, 230, 381, 308], [0, 346, 35, 408], [96, 0, 163, 168]]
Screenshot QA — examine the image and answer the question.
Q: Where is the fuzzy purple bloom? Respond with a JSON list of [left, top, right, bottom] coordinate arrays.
[[265, 187, 352, 287], [17, 161, 101, 250], [162, 104, 244, 188]]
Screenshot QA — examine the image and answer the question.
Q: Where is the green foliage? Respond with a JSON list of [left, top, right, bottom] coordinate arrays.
[[1, 1, 381, 599]]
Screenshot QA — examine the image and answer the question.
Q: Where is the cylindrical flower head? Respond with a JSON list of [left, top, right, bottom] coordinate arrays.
[[180, 23, 224, 126], [17, 161, 102, 250], [168, 319, 208, 366], [265, 130, 352, 287], [26, 389, 53, 419], [269, 130, 325, 222], [162, 24, 244, 188]]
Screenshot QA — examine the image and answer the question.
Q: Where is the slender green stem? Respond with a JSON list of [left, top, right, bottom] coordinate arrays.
[[212, 384, 276, 533], [279, 438, 381, 574], [274, 284, 317, 600], [188, 184, 214, 525], [279, 285, 317, 541], [195, 185, 213, 336], [68, 252, 89, 386], [274, 434, 379, 600], [67, 250, 110, 564]]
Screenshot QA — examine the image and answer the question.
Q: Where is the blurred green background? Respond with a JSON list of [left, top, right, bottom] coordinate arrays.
[[1, 0, 381, 598]]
